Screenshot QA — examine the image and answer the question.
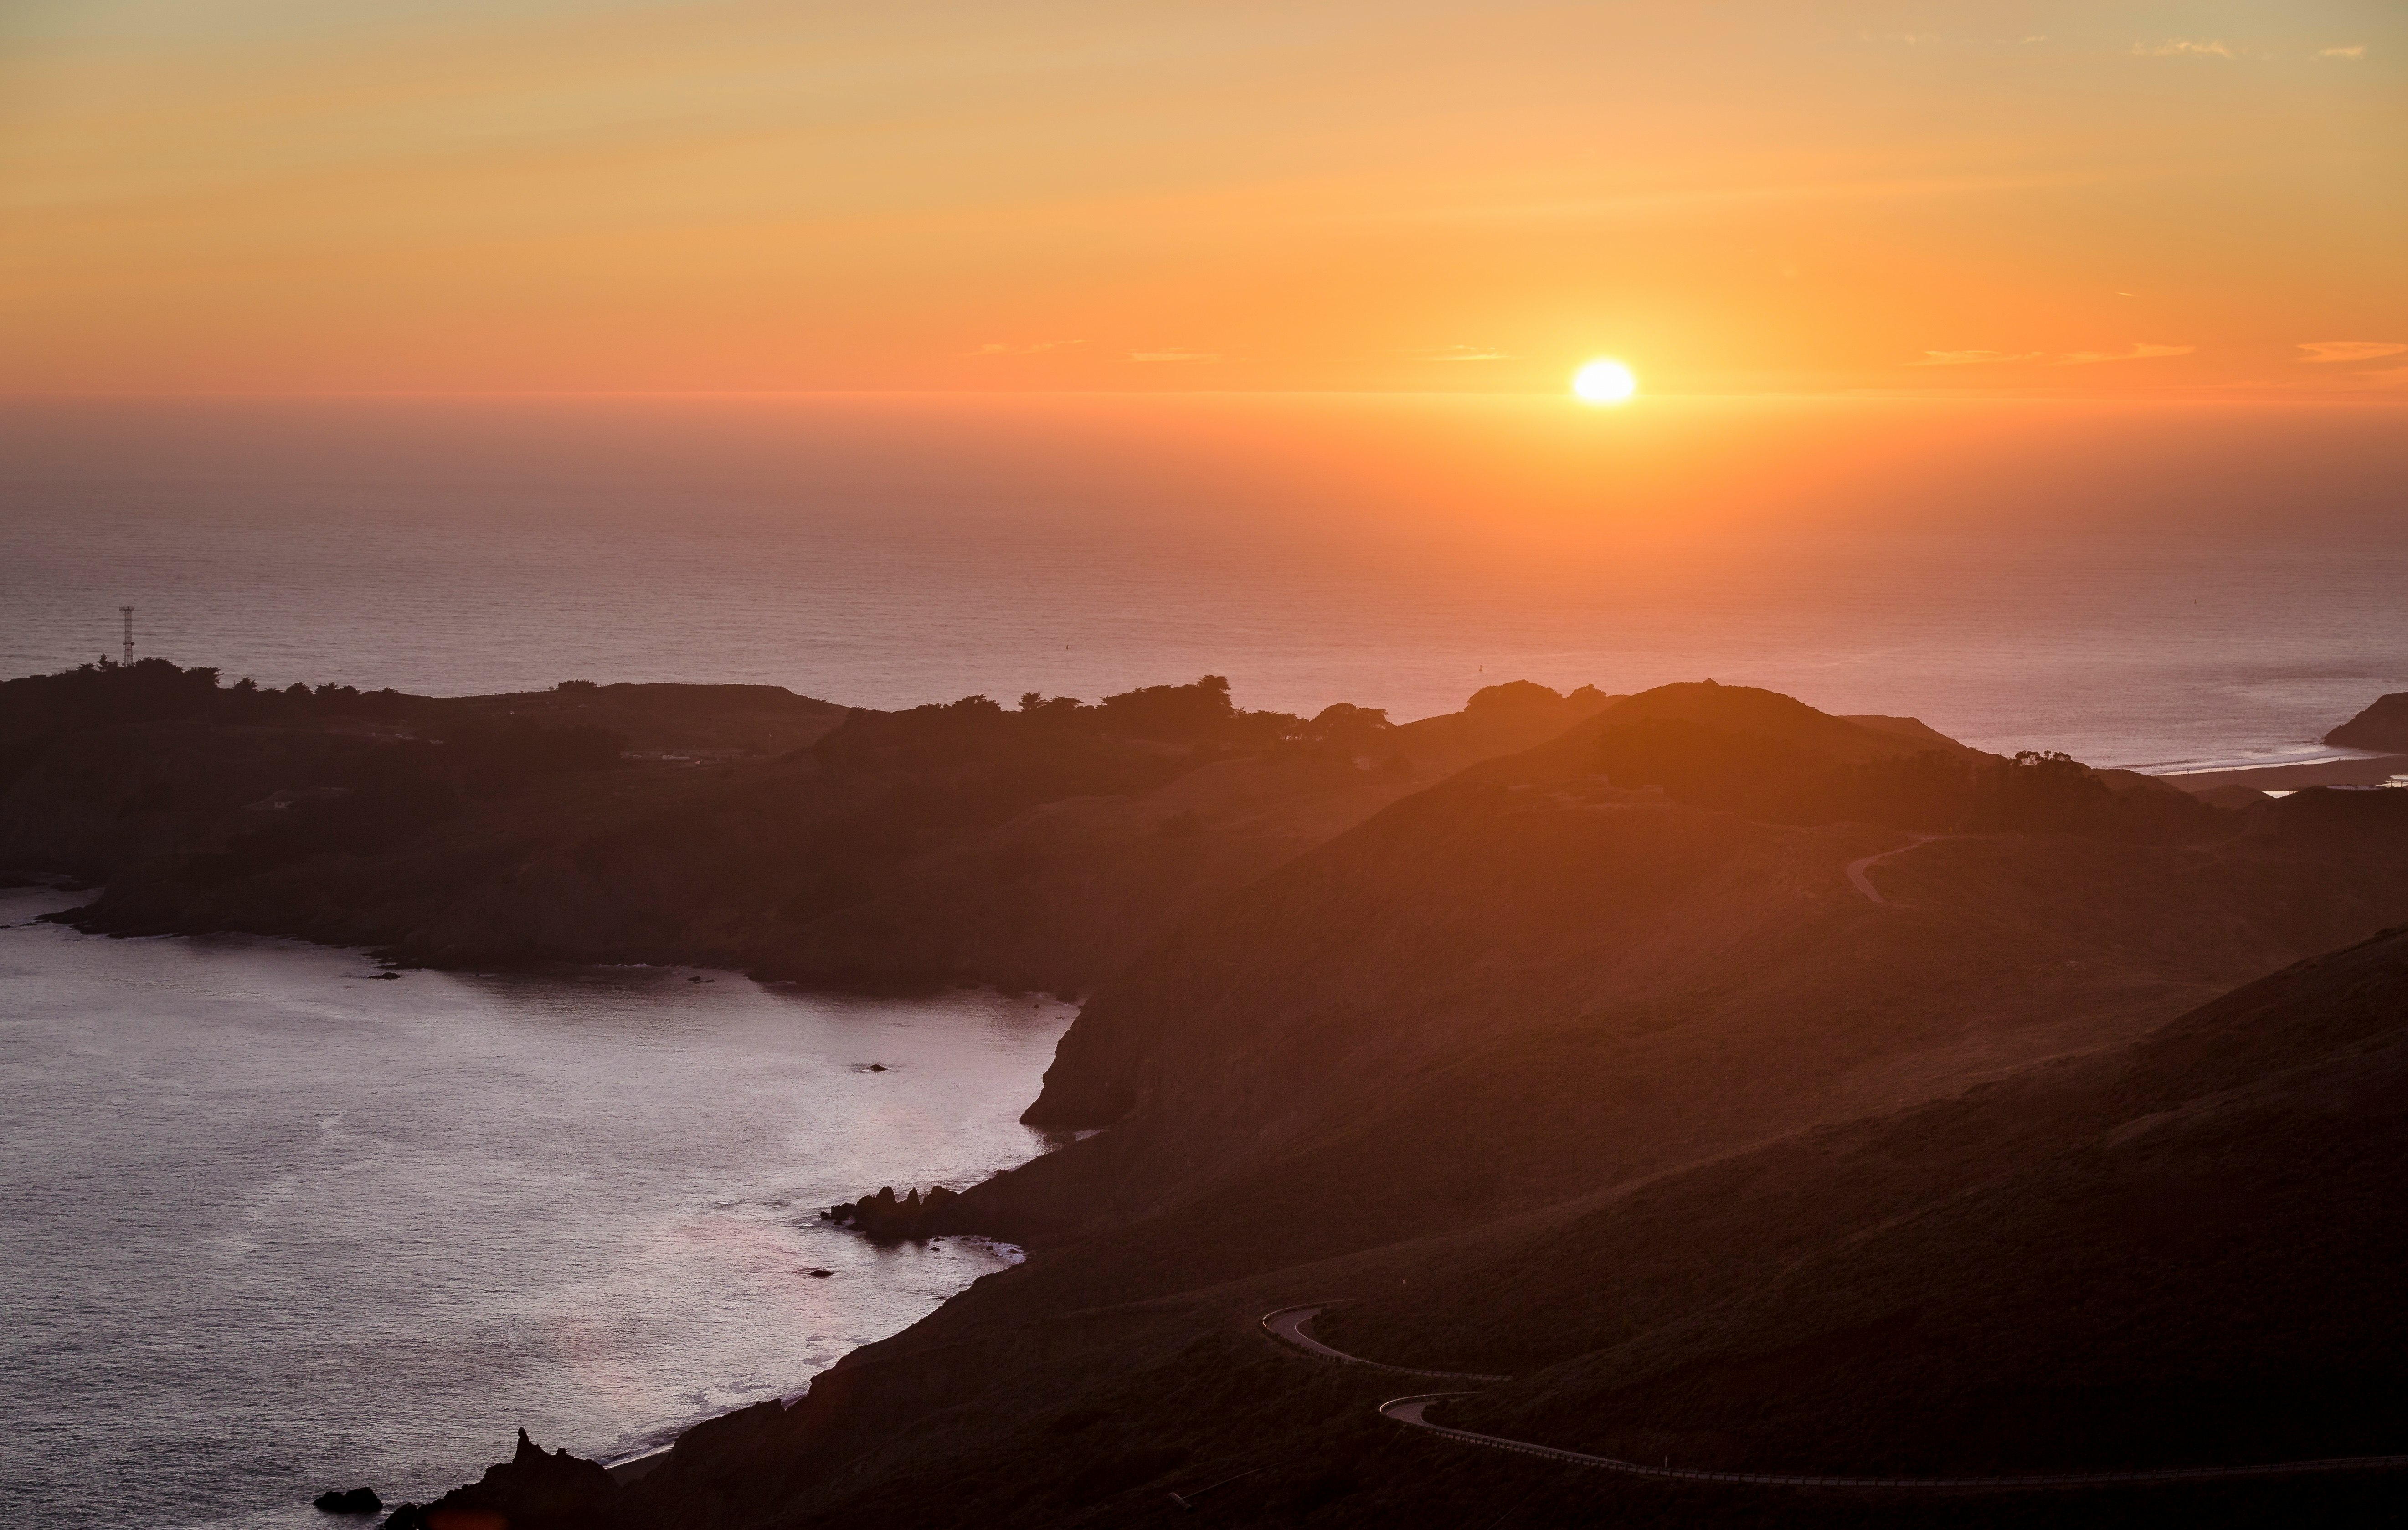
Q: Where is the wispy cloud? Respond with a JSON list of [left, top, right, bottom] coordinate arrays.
[[2298, 340, 2408, 363], [1912, 342, 2193, 368], [2317, 45, 2367, 59], [2134, 39, 2234, 58], [1413, 345, 1514, 362], [1913, 349, 2044, 366], [2057, 342, 2193, 365], [966, 339, 1086, 356], [1129, 348, 1221, 363]]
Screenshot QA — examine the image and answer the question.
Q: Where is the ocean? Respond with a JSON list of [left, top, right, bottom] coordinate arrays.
[[0, 888, 1073, 1530], [2, 394, 2403, 771]]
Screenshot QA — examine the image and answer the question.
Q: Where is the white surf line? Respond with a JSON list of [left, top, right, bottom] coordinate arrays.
[[1379, 1394, 2408, 1492], [1260, 1305, 1510, 1382], [605, 1446, 673, 1484]]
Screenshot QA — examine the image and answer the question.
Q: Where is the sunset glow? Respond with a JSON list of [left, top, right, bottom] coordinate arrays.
[[2, 2, 2401, 397]]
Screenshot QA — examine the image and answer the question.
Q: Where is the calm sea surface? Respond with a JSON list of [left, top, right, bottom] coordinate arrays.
[[3, 396, 2402, 772], [0, 888, 1072, 1530]]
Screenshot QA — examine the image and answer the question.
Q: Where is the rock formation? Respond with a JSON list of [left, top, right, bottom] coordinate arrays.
[[2327, 690, 2408, 753], [823, 1184, 961, 1241], [395, 1428, 615, 1530]]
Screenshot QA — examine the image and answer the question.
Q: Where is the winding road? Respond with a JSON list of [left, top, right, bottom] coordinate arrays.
[[1844, 834, 1949, 904], [1261, 1305, 2408, 1492], [1261, 1304, 1508, 1381]]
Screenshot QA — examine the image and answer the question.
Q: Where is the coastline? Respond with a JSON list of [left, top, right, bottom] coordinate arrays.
[[390, 714, 2408, 1528], [234, 708, 2408, 1503], [604, 1447, 673, 1487], [0, 901, 1070, 1530], [16, 661, 2408, 1525], [2141, 751, 2408, 795]]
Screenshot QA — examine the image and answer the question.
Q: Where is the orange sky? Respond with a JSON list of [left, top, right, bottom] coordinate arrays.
[[3, 0, 2402, 395]]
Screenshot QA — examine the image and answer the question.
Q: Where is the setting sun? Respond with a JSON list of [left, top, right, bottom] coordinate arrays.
[[1572, 359, 1638, 405]]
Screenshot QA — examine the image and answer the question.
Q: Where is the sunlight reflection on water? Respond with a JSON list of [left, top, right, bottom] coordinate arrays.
[[0, 890, 1070, 1530]]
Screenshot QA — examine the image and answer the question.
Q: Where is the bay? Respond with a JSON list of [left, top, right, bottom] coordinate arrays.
[[0, 888, 1071, 1530]]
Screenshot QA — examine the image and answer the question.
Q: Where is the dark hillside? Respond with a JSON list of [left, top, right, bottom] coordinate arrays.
[[0, 662, 841, 879], [1461, 678, 1945, 785], [439, 684, 2408, 1530], [957, 701, 2387, 1278], [0, 661, 1614, 991], [1472, 681, 2212, 841], [1377, 919, 2408, 1477]]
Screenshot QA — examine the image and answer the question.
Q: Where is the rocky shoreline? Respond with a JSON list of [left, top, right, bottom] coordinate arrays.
[[821, 1184, 965, 1242]]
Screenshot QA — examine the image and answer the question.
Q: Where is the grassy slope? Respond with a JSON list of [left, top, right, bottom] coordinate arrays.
[[1354, 918, 2408, 1476]]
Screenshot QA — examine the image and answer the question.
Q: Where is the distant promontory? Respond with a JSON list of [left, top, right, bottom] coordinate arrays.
[[2327, 690, 2408, 753]]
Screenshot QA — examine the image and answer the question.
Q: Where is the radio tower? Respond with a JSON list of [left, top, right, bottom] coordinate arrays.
[[121, 606, 134, 667]]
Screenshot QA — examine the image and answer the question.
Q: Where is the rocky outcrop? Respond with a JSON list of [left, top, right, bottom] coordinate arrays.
[[2326, 691, 2408, 753], [399, 1428, 616, 1530], [823, 1184, 961, 1242]]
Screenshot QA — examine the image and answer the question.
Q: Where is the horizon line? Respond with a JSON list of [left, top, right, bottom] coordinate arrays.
[[2, 387, 2404, 407]]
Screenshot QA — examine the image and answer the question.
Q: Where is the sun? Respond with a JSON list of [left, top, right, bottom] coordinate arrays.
[[1571, 358, 1637, 404]]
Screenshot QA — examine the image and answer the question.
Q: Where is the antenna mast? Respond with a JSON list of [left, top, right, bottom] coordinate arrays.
[[121, 606, 134, 667]]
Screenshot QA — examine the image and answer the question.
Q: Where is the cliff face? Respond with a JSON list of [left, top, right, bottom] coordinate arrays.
[[547, 686, 2408, 1530], [2327, 690, 2408, 753]]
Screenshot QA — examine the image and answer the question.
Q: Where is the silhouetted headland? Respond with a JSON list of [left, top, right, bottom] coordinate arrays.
[[0, 660, 1616, 991], [2327, 691, 2408, 754]]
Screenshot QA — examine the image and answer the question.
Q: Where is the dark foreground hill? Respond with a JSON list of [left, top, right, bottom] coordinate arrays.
[[0, 661, 1612, 992], [1374, 915, 2408, 1475], [412, 684, 2408, 1530]]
